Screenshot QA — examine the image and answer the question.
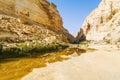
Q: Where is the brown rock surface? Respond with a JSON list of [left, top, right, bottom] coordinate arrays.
[[0, 0, 74, 46], [76, 0, 120, 43], [0, 0, 62, 31]]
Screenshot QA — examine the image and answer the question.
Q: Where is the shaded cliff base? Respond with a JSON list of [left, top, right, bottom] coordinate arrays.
[[75, 27, 120, 45], [74, 28, 86, 43]]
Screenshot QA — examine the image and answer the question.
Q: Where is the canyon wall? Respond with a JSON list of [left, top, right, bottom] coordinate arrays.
[[0, 0, 74, 49], [76, 0, 120, 44]]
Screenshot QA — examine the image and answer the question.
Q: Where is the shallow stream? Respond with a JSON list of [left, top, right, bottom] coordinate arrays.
[[0, 48, 86, 80]]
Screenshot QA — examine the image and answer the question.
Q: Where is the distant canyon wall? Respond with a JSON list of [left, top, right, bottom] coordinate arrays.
[[76, 0, 120, 43]]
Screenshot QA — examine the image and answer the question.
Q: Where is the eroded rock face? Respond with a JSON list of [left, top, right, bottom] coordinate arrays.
[[0, 0, 74, 46], [0, 0, 63, 31], [76, 0, 120, 43]]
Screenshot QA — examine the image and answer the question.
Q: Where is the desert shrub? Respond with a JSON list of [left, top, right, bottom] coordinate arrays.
[[79, 40, 91, 48], [0, 44, 3, 58], [29, 43, 68, 53], [0, 44, 3, 52], [105, 39, 111, 44], [117, 38, 120, 42]]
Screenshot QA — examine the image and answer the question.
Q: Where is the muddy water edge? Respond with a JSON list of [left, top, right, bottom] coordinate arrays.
[[0, 47, 86, 80]]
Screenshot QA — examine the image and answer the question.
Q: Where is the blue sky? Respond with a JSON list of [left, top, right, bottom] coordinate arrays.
[[48, 0, 101, 34]]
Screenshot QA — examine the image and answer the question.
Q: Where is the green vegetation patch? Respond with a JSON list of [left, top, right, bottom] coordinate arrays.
[[0, 43, 69, 59], [79, 40, 91, 48], [79, 40, 91, 45]]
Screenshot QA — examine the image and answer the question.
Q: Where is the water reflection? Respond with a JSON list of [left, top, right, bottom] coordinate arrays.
[[0, 48, 86, 80]]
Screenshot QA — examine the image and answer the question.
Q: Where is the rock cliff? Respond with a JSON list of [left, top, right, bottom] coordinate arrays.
[[76, 0, 120, 44], [0, 0, 74, 49], [0, 0, 62, 31]]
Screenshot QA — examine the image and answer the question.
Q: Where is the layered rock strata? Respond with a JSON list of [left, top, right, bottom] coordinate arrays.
[[0, 0, 74, 49]]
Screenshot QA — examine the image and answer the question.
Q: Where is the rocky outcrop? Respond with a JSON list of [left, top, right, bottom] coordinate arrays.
[[0, 0, 74, 49], [76, 0, 120, 43]]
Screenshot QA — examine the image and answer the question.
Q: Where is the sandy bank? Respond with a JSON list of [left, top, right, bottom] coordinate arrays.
[[22, 45, 120, 80]]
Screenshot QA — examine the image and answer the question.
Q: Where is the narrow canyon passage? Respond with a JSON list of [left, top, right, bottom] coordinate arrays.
[[0, 0, 120, 80]]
